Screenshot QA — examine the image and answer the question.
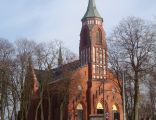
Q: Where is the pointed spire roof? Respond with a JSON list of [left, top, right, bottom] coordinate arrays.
[[58, 44, 63, 67], [82, 0, 102, 20]]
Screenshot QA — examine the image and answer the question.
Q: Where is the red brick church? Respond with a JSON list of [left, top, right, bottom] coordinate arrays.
[[26, 0, 123, 120]]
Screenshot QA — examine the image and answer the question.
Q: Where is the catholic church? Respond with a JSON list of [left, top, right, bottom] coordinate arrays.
[[26, 0, 123, 120]]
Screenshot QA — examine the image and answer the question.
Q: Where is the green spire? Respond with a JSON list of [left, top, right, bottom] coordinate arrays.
[[82, 0, 102, 20]]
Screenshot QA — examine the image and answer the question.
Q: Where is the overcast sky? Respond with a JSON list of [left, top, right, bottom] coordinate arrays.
[[0, 0, 155, 54]]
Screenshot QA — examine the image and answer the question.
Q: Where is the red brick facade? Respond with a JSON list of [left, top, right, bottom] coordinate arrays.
[[67, 67, 123, 120]]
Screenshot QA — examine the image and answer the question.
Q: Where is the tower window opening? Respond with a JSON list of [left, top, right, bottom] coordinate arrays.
[[95, 65, 99, 74], [99, 66, 103, 75], [96, 20, 98, 24], [96, 29, 102, 44]]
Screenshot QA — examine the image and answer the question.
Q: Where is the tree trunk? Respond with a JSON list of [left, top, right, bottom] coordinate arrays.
[[60, 102, 63, 120], [48, 91, 51, 120], [134, 72, 139, 120]]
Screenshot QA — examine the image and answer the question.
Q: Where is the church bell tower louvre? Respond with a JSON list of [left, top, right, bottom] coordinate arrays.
[[79, 0, 108, 80]]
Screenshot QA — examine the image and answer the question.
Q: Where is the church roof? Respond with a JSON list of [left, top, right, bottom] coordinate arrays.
[[82, 0, 102, 20], [34, 60, 80, 83]]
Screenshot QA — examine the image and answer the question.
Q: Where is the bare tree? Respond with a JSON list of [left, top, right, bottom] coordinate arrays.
[[15, 38, 36, 120], [108, 44, 135, 120], [0, 38, 15, 120], [108, 16, 156, 120], [141, 69, 156, 120]]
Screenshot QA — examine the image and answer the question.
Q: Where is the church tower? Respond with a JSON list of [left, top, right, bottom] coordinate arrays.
[[80, 0, 107, 80]]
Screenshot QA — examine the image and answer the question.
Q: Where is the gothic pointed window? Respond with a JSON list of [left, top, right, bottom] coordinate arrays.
[[96, 29, 102, 44], [112, 104, 120, 120], [76, 103, 83, 120], [97, 102, 104, 114]]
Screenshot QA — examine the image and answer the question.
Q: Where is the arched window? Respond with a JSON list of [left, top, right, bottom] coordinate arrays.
[[76, 103, 83, 120], [112, 104, 120, 120], [96, 29, 102, 44], [77, 103, 83, 110], [112, 104, 118, 111], [97, 102, 104, 114]]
